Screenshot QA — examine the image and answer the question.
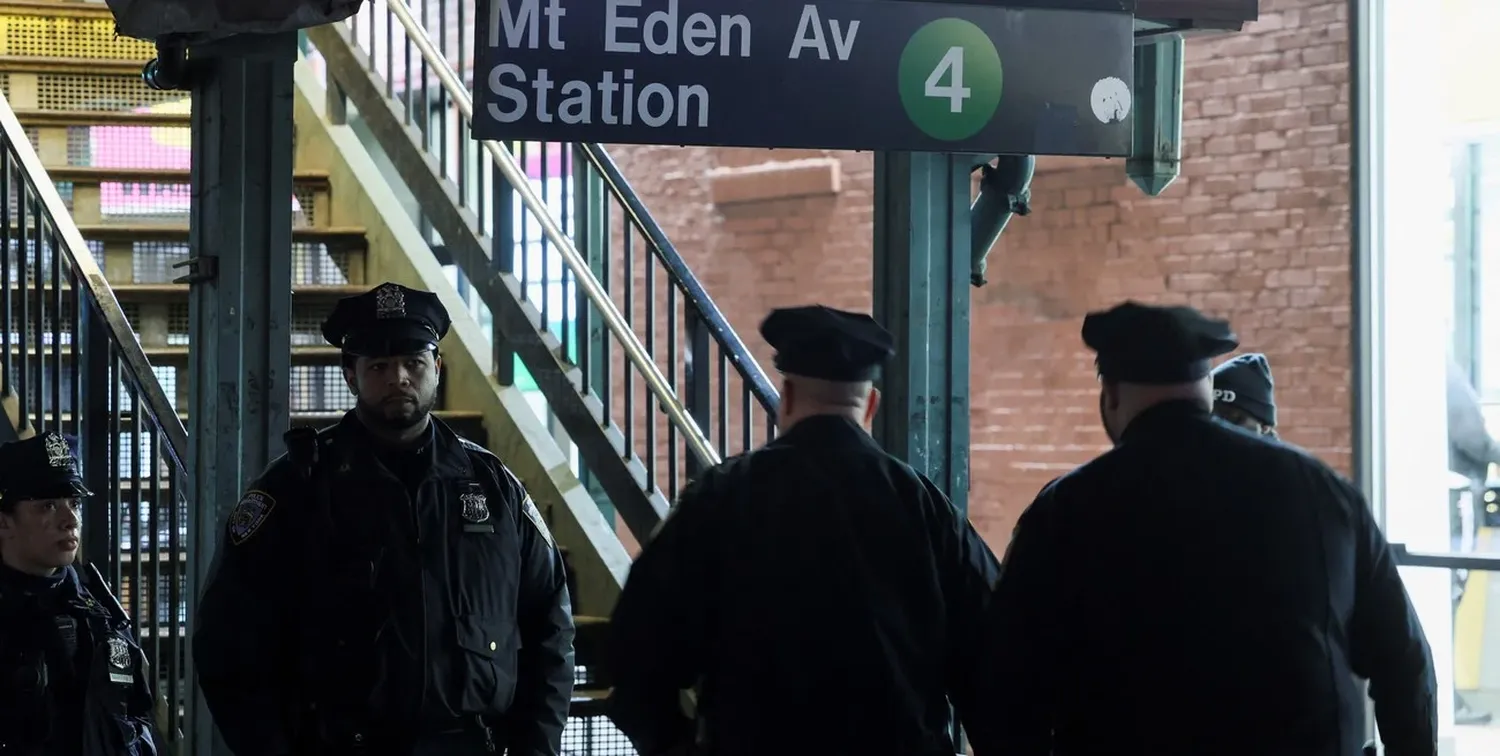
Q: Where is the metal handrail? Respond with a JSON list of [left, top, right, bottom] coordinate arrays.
[[0, 94, 189, 461], [381, 0, 721, 469], [1390, 543, 1500, 572], [574, 143, 781, 415]]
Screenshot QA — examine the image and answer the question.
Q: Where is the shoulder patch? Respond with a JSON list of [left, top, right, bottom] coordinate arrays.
[[521, 495, 555, 549], [228, 490, 276, 545]]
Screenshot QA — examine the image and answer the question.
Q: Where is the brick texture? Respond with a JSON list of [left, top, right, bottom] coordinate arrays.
[[601, 0, 1352, 550]]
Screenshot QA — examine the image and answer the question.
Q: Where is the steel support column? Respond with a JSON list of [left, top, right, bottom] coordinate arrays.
[[871, 152, 971, 515], [183, 33, 296, 756]]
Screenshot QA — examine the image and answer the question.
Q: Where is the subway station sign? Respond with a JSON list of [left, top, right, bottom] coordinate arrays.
[[472, 0, 1135, 157]]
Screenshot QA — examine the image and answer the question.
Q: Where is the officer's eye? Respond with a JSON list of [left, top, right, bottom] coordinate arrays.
[[404, 359, 424, 372]]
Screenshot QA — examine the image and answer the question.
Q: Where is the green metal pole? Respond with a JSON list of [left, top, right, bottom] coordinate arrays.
[[871, 151, 972, 515]]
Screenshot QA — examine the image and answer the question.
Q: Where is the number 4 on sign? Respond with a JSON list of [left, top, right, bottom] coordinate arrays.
[[926, 46, 971, 114]]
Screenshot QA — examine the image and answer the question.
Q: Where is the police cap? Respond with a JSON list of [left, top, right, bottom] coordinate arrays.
[[1212, 352, 1277, 427], [321, 282, 452, 357], [0, 431, 92, 503], [759, 305, 895, 382], [1082, 301, 1239, 384]]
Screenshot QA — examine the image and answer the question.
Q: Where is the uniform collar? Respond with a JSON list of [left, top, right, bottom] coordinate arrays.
[[768, 414, 881, 452], [335, 411, 475, 479], [1119, 399, 1214, 442], [0, 561, 78, 598]]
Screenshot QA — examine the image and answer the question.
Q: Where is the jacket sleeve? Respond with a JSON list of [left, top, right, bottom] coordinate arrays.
[[970, 483, 1062, 756], [496, 464, 576, 756], [1345, 483, 1439, 756], [917, 475, 1003, 746], [607, 476, 718, 756], [191, 469, 297, 756]]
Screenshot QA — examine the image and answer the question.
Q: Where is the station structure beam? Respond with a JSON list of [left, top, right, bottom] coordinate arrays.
[[180, 32, 297, 756]]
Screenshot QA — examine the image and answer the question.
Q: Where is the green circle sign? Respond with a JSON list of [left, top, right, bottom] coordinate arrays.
[[897, 18, 1005, 142]]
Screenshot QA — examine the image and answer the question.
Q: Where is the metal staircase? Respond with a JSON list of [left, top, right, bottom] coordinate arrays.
[[0, 0, 781, 751], [303, 0, 780, 544], [0, 82, 192, 739]]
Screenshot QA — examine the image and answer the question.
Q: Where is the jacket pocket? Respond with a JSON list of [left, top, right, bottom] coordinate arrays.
[[455, 613, 518, 713]]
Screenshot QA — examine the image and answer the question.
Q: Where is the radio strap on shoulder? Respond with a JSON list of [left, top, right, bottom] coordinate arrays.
[[82, 563, 129, 626], [284, 426, 321, 481]]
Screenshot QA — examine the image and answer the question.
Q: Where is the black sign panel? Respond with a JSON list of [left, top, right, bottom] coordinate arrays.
[[472, 0, 1135, 156]]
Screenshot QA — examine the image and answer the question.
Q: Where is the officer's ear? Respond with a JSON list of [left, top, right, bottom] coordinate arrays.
[[778, 378, 795, 427], [1100, 379, 1122, 411]]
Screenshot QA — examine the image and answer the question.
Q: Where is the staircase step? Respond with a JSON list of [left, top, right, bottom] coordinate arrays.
[[45, 166, 330, 190], [0, 56, 151, 76], [13, 109, 191, 128], [75, 225, 366, 246], [3, 283, 370, 305], [4, 345, 342, 365]]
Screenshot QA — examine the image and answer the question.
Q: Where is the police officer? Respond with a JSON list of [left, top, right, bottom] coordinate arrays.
[[974, 301, 1437, 756], [608, 304, 1002, 756], [0, 431, 163, 755], [193, 282, 575, 756], [1212, 352, 1277, 437]]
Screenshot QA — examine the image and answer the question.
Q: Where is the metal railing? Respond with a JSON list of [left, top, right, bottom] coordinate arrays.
[[0, 93, 191, 737], [305, 0, 780, 533]]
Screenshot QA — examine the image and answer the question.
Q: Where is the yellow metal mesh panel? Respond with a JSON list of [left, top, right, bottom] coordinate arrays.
[[38, 74, 184, 112], [0, 11, 155, 60]]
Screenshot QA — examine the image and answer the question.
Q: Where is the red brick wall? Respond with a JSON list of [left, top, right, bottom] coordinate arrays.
[[604, 0, 1352, 549]]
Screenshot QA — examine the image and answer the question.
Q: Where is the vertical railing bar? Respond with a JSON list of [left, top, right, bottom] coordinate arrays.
[[600, 187, 611, 417], [418, 0, 430, 153], [622, 223, 634, 457], [539, 142, 550, 333], [108, 345, 122, 588], [29, 198, 43, 429], [48, 230, 61, 430], [148, 422, 163, 682], [166, 462, 183, 734], [1, 149, 12, 404], [17, 183, 30, 432], [644, 229, 656, 491], [129, 391, 143, 634], [519, 142, 530, 289], [742, 385, 752, 451], [667, 286, 678, 499], [717, 351, 728, 455], [68, 266, 81, 442]]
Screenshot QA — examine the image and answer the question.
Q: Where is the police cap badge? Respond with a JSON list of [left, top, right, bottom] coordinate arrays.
[[321, 282, 452, 358]]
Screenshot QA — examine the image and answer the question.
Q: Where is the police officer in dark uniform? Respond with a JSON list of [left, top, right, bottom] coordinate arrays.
[[972, 301, 1437, 756], [0, 431, 162, 755], [1212, 352, 1277, 437], [193, 282, 575, 756], [608, 304, 1002, 756]]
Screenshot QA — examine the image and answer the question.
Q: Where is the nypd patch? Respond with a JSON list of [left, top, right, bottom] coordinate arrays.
[[228, 490, 276, 546], [521, 495, 554, 549]]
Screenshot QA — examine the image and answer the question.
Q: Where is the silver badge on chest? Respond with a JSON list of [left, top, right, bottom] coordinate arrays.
[[461, 491, 490, 523], [107, 636, 131, 669]]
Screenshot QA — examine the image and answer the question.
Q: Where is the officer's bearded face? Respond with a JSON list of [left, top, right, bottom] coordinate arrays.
[[0, 498, 81, 575], [346, 350, 442, 431]]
